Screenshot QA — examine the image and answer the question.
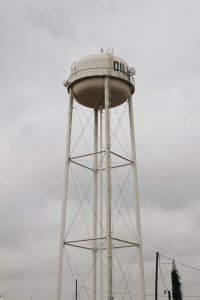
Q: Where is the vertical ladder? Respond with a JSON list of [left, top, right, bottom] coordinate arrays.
[[107, 47, 114, 300]]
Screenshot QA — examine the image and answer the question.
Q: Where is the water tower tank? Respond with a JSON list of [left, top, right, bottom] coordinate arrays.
[[67, 53, 135, 109]]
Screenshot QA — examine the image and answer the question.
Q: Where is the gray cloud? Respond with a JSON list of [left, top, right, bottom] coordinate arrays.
[[0, 1, 199, 299]]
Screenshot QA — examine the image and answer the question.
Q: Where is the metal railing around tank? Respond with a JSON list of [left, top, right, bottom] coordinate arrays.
[[67, 67, 135, 87]]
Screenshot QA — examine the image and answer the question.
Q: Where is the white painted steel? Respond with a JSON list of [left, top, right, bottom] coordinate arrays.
[[72, 78, 131, 110], [56, 88, 73, 300], [128, 94, 146, 300], [70, 54, 130, 85], [92, 109, 98, 300], [58, 53, 146, 300], [130, 67, 136, 75], [105, 76, 112, 300], [68, 54, 135, 109], [100, 106, 103, 300]]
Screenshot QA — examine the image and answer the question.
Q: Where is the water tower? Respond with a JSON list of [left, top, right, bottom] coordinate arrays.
[[56, 48, 146, 300]]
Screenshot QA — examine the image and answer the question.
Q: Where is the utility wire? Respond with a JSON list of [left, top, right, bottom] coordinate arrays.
[[78, 288, 200, 297], [1, 286, 199, 298], [159, 254, 200, 272], [158, 254, 168, 292], [1, 284, 198, 294]]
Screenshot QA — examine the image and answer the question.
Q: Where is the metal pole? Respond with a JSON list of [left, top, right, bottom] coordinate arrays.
[[128, 94, 146, 300], [155, 252, 159, 300], [100, 106, 103, 300], [168, 291, 171, 300], [92, 109, 98, 300], [76, 279, 77, 300], [56, 87, 74, 300], [105, 76, 112, 300]]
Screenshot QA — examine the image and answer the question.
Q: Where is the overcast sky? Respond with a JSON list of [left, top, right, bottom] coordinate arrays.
[[0, 1, 200, 300]]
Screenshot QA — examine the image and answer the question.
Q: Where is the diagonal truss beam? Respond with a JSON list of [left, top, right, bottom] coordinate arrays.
[[70, 160, 94, 171], [112, 245, 138, 249], [110, 151, 133, 164], [64, 237, 138, 250], [96, 245, 138, 250], [64, 244, 138, 251], [112, 237, 138, 246], [70, 151, 105, 160], [70, 154, 132, 172], [71, 151, 132, 164], [65, 243, 93, 250], [70, 160, 132, 172], [102, 163, 132, 171], [65, 237, 106, 244]]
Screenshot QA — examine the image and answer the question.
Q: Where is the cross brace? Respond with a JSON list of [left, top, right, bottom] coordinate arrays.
[[64, 237, 139, 251]]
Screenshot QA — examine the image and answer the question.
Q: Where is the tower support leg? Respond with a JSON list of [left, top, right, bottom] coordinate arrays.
[[92, 109, 98, 300], [128, 94, 146, 300], [100, 106, 103, 300], [56, 88, 74, 300], [105, 77, 112, 300]]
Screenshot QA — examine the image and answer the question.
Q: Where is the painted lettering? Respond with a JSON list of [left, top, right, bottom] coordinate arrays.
[[114, 60, 130, 80], [113, 61, 119, 71]]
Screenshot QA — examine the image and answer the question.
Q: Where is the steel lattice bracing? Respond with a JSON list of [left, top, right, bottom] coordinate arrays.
[[56, 56, 146, 300]]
